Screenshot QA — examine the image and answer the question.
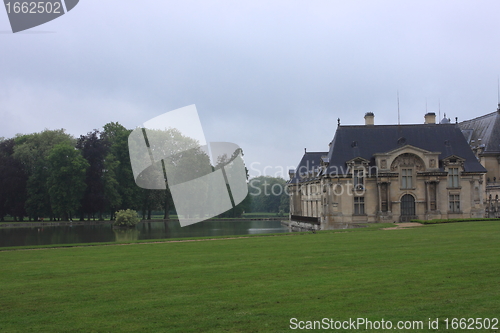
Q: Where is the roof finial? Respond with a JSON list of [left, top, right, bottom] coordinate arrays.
[[455, 117, 458, 124], [397, 90, 400, 125], [337, 118, 340, 126], [497, 75, 500, 112], [304, 148, 307, 153]]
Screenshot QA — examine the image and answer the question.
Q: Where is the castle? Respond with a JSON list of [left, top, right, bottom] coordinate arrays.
[[288, 111, 493, 230]]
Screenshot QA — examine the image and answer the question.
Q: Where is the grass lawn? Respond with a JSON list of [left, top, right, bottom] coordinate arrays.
[[0, 222, 499, 332]]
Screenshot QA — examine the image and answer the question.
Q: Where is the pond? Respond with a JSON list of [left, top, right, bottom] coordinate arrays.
[[0, 220, 290, 247]]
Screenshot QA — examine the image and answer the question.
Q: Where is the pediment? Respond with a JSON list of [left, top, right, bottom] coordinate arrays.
[[442, 154, 466, 168], [346, 156, 370, 166], [374, 145, 441, 172], [376, 144, 436, 156], [442, 154, 465, 162]]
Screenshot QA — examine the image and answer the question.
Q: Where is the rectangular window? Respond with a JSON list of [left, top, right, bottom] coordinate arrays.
[[354, 197, 365, 215], [354, 169, 364, 188], [401, 168, 412, 189], [448, 168, 460, 188], [449, 194, 460, 213]]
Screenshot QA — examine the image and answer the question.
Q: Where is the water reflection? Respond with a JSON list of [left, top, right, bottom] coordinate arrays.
[[113, 229, 141, 242], [0, 220, 289, 247]]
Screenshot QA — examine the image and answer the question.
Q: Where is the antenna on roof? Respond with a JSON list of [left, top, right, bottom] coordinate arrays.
[[439, 99, 441, 123], [497, 75, 500, 113], [397, 90, 400, 125]]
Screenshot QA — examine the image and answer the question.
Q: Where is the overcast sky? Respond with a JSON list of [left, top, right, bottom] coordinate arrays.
[[2, 0, 500, 178]]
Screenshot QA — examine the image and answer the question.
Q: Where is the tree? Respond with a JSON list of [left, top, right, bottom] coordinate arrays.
[[13, 129, 75, 220], [131, 127, 211, 220], [46, 143, 89, 221], [103, 122, 141, 216], [214, 149, 251, 218], [248, 176, 289, 213], [76, 130, 113, 220], [0, 139, 28, 221], [102, 153, 122, 217], [138, 188, 165, 220]]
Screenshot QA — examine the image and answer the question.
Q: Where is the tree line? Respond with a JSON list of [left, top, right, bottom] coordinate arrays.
[[0, 123, 289, 221]]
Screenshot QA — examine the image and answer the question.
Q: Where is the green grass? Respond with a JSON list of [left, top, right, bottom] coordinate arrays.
[[0, 221, 28, 225], [0, 222, 499, 332], [0, 216, 22, 223]]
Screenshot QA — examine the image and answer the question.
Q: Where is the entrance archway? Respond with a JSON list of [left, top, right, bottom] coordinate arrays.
[[400, 194, 416, 222]]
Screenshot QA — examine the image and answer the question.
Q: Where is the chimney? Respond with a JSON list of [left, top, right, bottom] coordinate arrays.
[[364, 112, 374, 125], [424, 112, 436, 124]]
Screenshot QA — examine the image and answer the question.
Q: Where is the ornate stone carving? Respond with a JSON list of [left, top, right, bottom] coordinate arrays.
[[390, 153, 425, 171], [442, 156, 465, 168], [381, 159, 387, 169], [429, 159, 436, 168]]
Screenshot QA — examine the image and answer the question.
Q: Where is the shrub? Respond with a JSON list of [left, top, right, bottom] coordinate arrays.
[[410, 218, 500, 225], [114, 209, 140, 227]]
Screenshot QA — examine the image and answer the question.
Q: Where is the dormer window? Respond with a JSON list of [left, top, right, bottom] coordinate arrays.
[[354, 169, 364, 189], [443, 156, 464, 188], [448, 167, 460, 188]]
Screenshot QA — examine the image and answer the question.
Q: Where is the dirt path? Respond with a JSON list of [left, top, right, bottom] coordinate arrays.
[[0, 236, 263, 252], [381, 222, 424, 230], [2, 224, 426, 252]]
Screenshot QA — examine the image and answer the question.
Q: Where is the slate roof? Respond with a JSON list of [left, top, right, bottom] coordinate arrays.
[[458, 110, 500, 153], [325, 123, 486, 174], [289, 151, 327, 183]]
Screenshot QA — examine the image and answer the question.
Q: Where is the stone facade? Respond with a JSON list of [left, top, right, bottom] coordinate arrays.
[[288, 113, 487, 229], [458, 105, 500, 217]]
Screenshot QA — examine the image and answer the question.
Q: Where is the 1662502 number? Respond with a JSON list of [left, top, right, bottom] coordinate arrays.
[[444, 318, 499, 330], [5, 2, 61, 14]]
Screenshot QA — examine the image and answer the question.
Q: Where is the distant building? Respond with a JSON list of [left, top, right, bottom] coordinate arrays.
[[458, 105, 500, 217], [288, 112, 486, 230]]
